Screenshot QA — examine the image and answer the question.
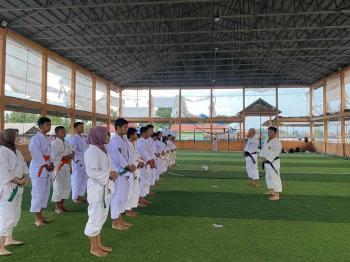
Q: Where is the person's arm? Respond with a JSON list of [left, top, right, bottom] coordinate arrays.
[[264, 140, 282, 162], [51, 140, 64, 167], [0, 151, 16, 185], [108, 139, 133, 172], [70, 135, 83, 162]]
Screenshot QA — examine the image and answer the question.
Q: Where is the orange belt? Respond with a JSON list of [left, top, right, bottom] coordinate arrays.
[[38, 155, 51, 177], [56, 159, 71, 174]]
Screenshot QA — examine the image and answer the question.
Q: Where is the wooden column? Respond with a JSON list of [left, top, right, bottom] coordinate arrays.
[[178, 88, 182, 140], [340, 70, 346, 156], [106, 87, 111, 130], [69, 65, 76, 136], [242, 87, 245, 140], [323, 81, 328, 153], [309, 85, 313, 141], [275, 87, 279, 138], [148, 88, 152, 123], [92, 74, 96, 127], [40, 51, 48, 116], [210, 87, 213, 142], [118, 89, 122, 117], [0, 28, 6, 131]]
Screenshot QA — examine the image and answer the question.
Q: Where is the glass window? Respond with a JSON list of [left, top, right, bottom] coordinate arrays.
[[4, 110, 41, 144], [279, 123, 310, 141], [346, 120, 350, 143], [151, 89, 179, 118], [326, 75, 341, 114], [110, 90, 119, 117], [327, 120, 341, 143], [312, 122, 324, 142], [245, 88, 276, 108], [122, 89, 149, 118], [312, 86, 323, 116], [212, 89, 243, 117], [96, 81, 107, 115], [75, 72, 92, 112], [344, 70, 350, 110], [181, 89, 211, 118], [47, 115, 72, 138], [5, 37, 42, 101], [47, 57, 71, 107], [278, 88, 310, 117]]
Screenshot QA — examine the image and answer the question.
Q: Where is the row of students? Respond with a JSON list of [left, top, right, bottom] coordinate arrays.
[[244, 126, 283, 201], [0, 117, 176, 256]]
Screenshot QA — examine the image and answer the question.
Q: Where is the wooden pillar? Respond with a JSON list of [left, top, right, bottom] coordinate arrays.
[[210, 87, 213, 142], [92, 74, 96, 127], [119, 89, 122, 117], [323, 81, 328, 153], [178, 88, 182, 140], [309, 85, 313, 141], [148, 88, 152, 123], [106, 87, 111, 130], [69, 65, 76, 136], [40, 51, 48, 116], [0, 28, 6, 131], [340, 70, 346, 156], [275, 87, 279, 138], [242, 87, 245, 140]]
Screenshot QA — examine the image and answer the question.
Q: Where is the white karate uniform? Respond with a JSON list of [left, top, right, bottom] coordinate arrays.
[[51, 138, 73, 202], [70, 134, 88, 200], [154, 139, 163, 181], [147, 138, 157, 186], [172, 141, 177, 165], [160, 141, 168, 173], [29, 132, 53, 213], [166, 141, 173, 167], [0, 147, 28, 236], [136, 137, 153, 197], [108, 135, 132, 220], [84, 145, 115, 237], [125, 140, 142, 210], [259, 137, 283, 192], [244, 137, 259, 180]]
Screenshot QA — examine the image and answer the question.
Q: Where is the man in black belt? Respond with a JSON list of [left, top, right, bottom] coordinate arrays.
[[259, 126, 283, 201], [244, 128, 260, 187]]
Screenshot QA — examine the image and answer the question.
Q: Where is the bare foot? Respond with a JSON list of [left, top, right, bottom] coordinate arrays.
[[99, 245, 112, 253], [0, 248, 12, 256], [138, 202, 148, 208], [126, 210, 139, 217], [122, 221, 133, 227], [73, 199, 83, 204], [55, 208, 64, 214], [112, 223, 129, 231], [269, 195, 280, 201], [264, 191, 274, 195], [35, 219, 47, 227], [90, 248, 108, 257], [4, 239, 24, 246]]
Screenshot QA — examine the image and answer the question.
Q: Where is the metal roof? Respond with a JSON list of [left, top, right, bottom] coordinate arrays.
[[0, 0, 349, 88]]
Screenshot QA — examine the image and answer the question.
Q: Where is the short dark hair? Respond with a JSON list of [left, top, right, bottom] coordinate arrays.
[[151, 133, 157, 138], [167, 134, 172, 137], [268, 126, 278, 133], [74, 122, 84, 128], [127, 128, 137, 139], [37, 117, 51, 126], [115, 118, 128, 128], [55, 126, 65, 133], [140, 126, 149, 135], [146, 124, 154, 129]]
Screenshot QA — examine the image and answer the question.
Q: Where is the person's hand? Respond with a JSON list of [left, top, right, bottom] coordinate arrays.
[[20, 175, 30, 186], [62, 154, 74, 160], [127, 164, 137, 173], [138, 162, 145, 169], [109, 171, 118, 182], [260, 157, 267, 162]]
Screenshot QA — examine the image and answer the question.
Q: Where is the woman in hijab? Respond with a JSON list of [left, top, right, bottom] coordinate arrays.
[[0, 129, 29, 256], [83, 126, 118, 257]]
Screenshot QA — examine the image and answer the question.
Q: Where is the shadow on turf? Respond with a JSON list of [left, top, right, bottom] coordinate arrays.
[[138, 191, 350, 223]]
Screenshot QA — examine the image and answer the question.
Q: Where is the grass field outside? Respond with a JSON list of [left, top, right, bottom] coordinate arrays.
[[4, 151, 350, 262]]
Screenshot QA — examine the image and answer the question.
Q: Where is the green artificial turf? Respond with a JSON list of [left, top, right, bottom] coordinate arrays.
[[4, 151, 350, 262]]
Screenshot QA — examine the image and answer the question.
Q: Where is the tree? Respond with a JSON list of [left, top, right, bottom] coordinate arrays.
[[155, 107, 172, 118]]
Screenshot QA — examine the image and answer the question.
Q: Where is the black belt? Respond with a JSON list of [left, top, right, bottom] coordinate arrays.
[[244, 151, 257, 164], [262, 157, 280, 175]]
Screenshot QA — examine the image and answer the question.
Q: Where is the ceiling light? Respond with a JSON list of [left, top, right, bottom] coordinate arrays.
[[214, 17, 221, 23], [0, 20, 8, 28]]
